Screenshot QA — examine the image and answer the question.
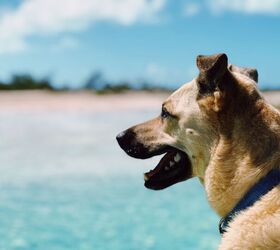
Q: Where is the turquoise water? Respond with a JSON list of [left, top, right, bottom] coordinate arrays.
[[0, 110, 220, 249]]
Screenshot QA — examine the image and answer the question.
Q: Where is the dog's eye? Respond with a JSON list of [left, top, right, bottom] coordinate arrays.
[[161, 107, 170, 119]]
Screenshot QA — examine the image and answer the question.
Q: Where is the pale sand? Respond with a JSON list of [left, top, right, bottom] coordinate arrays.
[[0, 90, 169, 112], [0, 90, 279, 112]]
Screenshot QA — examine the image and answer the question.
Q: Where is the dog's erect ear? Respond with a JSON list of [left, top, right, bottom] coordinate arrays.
[[228, 64, 258, 83], [197, 53, 228, 81], [196, 53, 229, 112], [196, 53, 228, 95]]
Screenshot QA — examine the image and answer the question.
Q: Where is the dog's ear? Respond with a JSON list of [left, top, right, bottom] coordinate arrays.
[[196, 53, 228, 93], [197, 53, 228, 75], [228, 64, 258, 83], [196, 53, 229, 112]]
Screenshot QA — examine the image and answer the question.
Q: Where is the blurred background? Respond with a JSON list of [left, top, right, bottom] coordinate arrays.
[[0, 0, 279, 249]]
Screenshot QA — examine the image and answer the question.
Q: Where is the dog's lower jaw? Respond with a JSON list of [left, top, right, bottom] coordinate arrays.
[[143, 149, 193, 190]]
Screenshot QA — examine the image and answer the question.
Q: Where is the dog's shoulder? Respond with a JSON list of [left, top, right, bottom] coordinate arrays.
[[219, 185, 280, 250]]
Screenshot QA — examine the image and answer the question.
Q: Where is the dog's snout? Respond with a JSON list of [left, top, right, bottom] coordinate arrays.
[[116, 127, 169, 159], [116, 129, 151, 159]]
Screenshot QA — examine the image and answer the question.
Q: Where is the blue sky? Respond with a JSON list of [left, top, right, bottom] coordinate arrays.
[[0, 0, 279, 89]]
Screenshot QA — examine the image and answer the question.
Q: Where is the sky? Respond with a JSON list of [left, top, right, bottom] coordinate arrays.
[[0, 0, 279, 89]]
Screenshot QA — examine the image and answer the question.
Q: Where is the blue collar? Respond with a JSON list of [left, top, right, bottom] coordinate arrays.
[[219, 168, 280, 234]]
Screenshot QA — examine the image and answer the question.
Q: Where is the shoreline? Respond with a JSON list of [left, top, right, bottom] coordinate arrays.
[[0, 90, 279, 112], [0, 90, 169, 112]]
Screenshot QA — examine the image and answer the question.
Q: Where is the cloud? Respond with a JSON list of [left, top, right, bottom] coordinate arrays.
[[146, 62, 197, 86], [208, 0, 280, 15], [183, 2, 201, 17], [0, 0, 166, 54], [51, 37, 80, 51], [146, 63, 166, 80], [181, 0, 280, 16]]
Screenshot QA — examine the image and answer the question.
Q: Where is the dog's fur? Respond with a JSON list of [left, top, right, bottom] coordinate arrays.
[[117, 53, 280, 249]]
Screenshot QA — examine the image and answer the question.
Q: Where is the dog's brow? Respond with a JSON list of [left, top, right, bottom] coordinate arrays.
[[162, 103, 170, 113], [162, 101, 172, 111], [162, 102, 170, 110], [161, 102, 178, 119], [161, 103, 168, 112]]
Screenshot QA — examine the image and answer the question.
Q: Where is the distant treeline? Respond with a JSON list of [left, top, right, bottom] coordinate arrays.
[[0, 75, 53, 91], [0, 72, 172, 93], [0, 72, 276, 93]]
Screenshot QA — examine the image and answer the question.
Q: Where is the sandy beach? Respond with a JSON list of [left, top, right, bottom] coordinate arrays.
[[0, 90, 279, 112], [0, 90, 170, 112]]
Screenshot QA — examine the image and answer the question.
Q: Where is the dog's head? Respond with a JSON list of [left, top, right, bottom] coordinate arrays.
[[117, 53, 259, 190]]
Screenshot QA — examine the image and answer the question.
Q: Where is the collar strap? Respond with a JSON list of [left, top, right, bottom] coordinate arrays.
[[219, 168, 280, 234]]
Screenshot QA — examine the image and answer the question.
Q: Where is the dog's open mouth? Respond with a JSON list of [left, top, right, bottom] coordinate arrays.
[[144, 148, 192, 190]]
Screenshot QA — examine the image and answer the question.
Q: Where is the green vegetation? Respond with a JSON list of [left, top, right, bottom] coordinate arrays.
[[0, 74, 53, 90], [83, 71, 172, 94], [3, 71, 275, 93], [94, 83, 131, 94], [0, 71, 172, 93]]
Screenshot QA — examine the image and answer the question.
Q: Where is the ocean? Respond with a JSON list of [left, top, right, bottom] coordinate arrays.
[[0, 108, 220, 250]]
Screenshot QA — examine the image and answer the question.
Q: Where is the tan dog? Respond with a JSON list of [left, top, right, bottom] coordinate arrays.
[[117, 53, 280, 249]]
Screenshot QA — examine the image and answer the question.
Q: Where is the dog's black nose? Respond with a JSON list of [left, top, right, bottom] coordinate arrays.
[[116, 131, 124, 146], [116, 129, 134, 149], [116, 129, 152, 159]]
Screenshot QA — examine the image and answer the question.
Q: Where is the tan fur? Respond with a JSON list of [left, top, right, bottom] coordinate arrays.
[[219, 186, 280, 249], [204, 72, 280, 248], [129, 55, 280, 249]]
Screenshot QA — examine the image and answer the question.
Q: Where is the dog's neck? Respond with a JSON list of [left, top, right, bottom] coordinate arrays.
[[204, 100, 280, 216]]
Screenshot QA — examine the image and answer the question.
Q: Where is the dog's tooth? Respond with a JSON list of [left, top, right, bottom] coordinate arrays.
[[174, 153, 181, 162], [165, 166, 169, 171], [169, 161, 175, 167]]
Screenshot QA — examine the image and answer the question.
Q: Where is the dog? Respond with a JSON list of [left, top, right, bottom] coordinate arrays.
[[116, 53, 280, 249]]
